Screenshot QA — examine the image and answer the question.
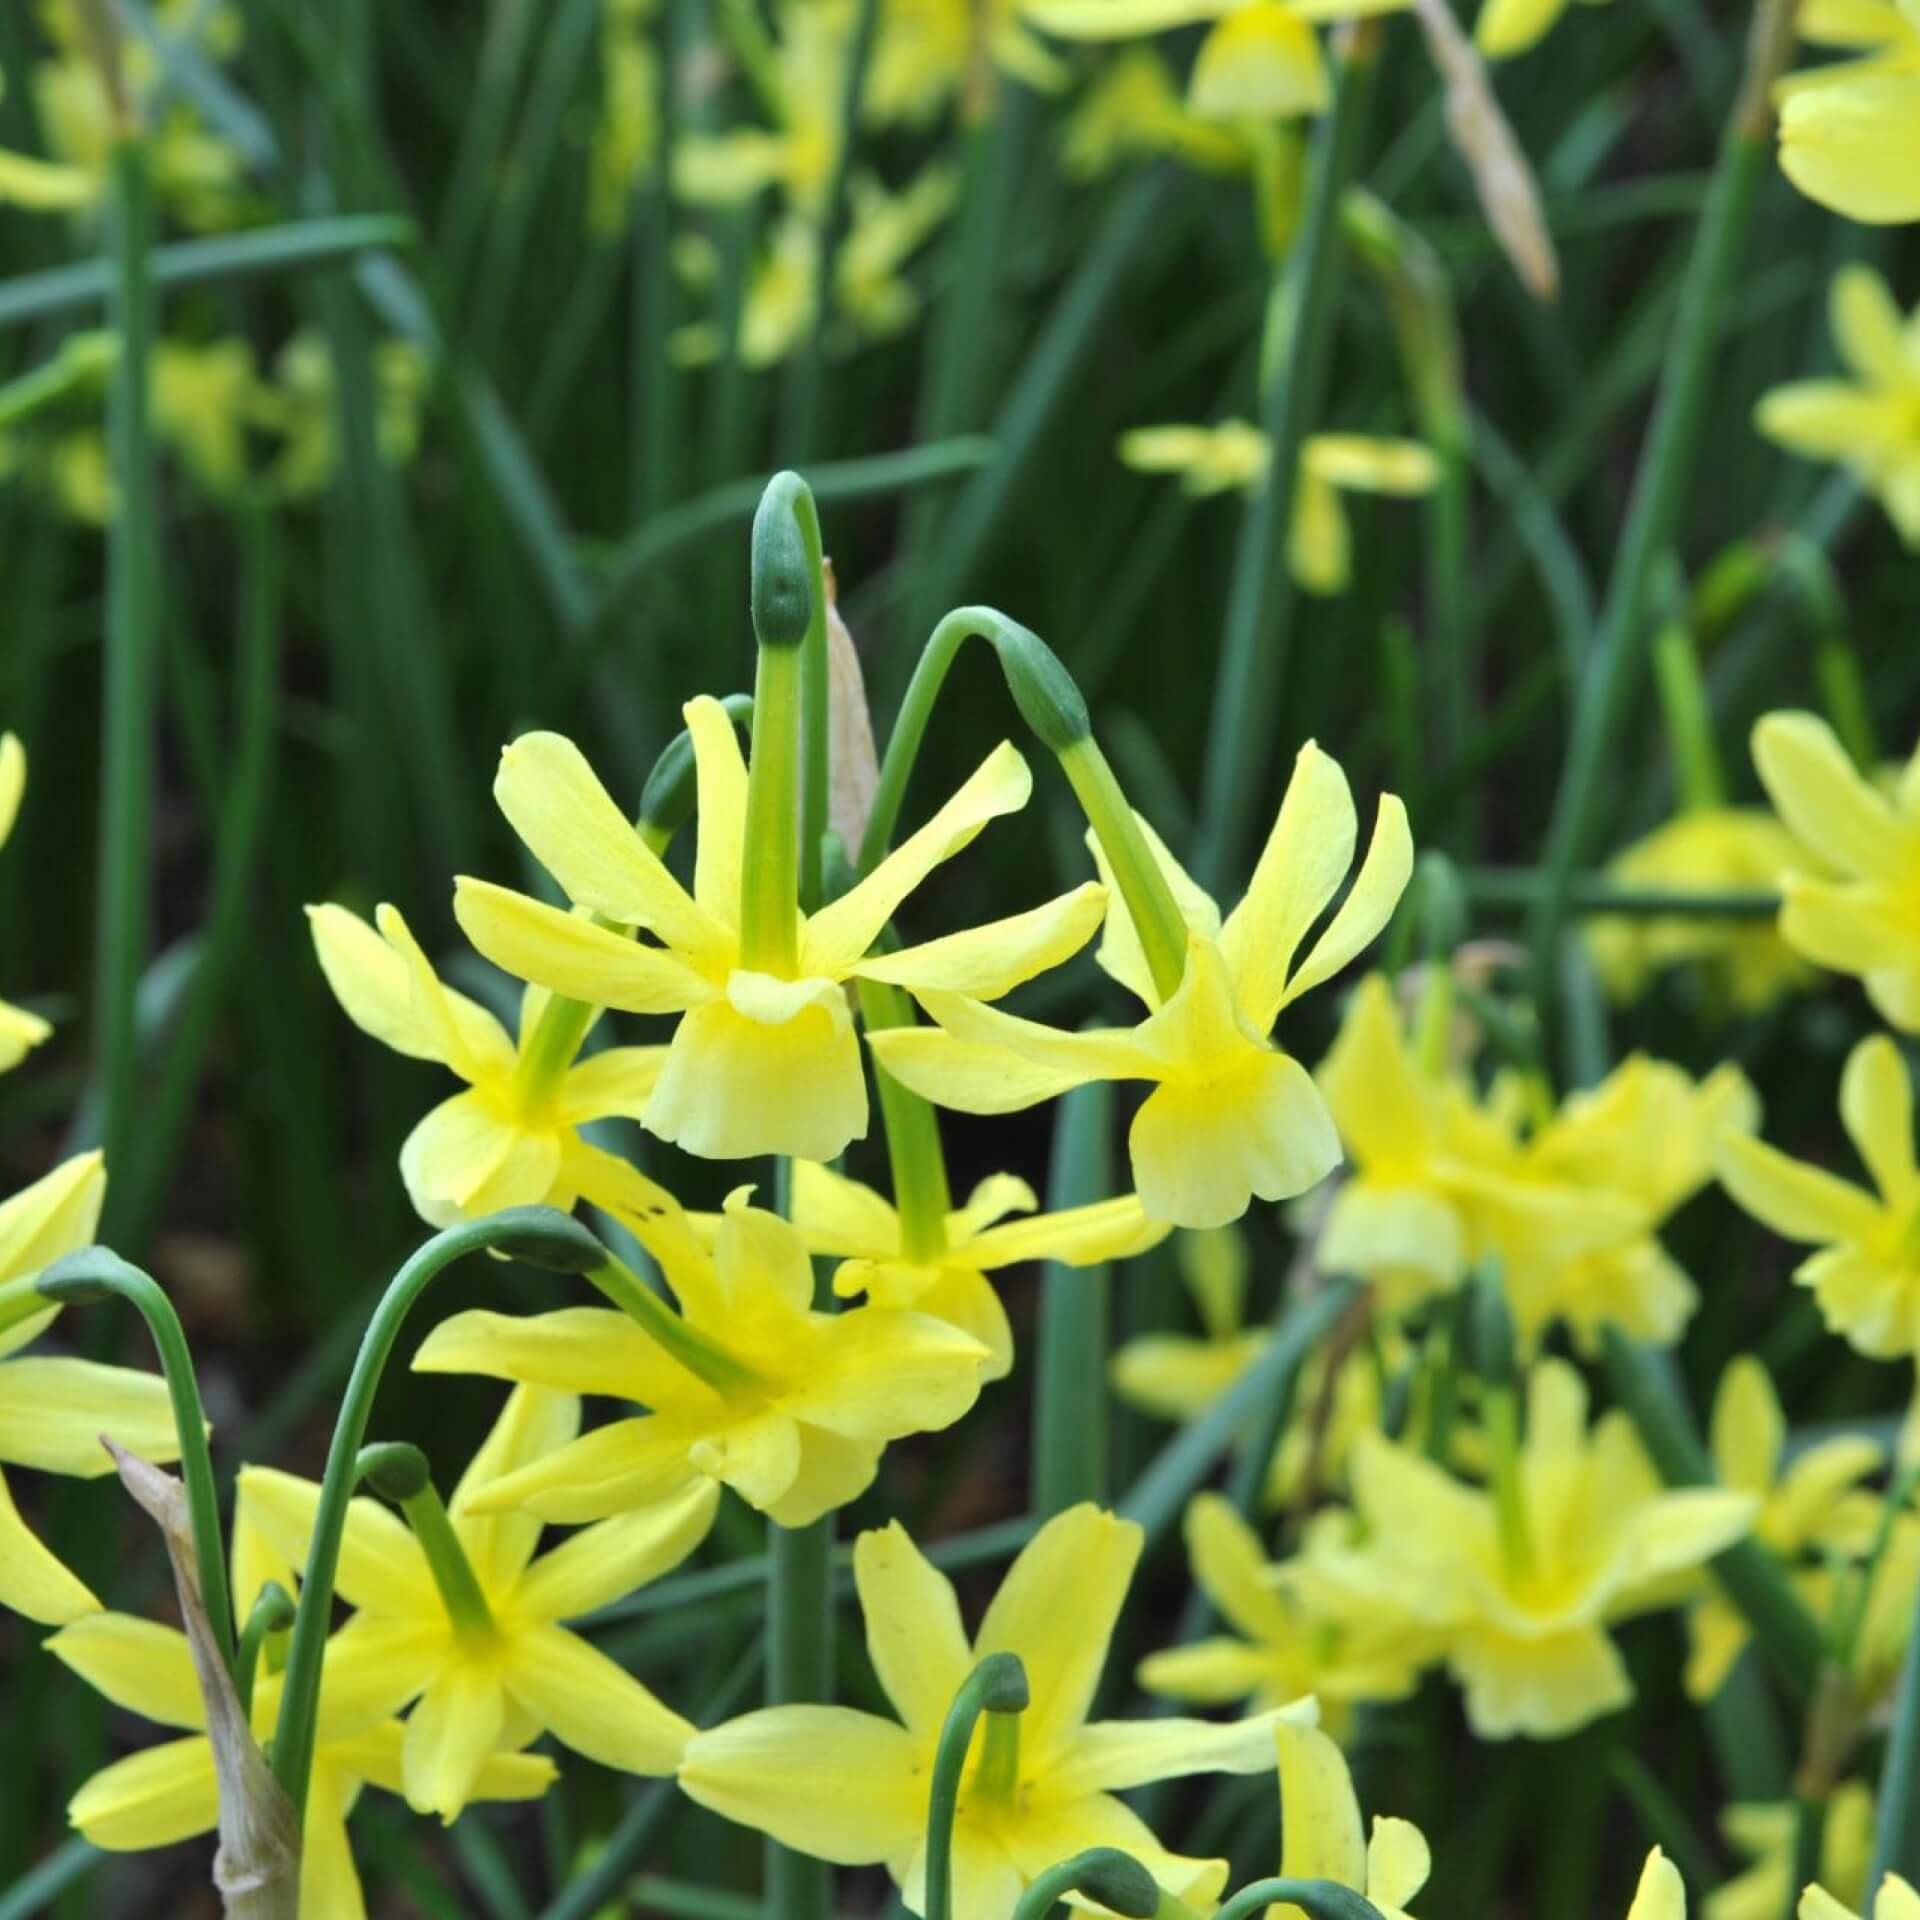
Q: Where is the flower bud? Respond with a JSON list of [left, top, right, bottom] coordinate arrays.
[[751, 471, 815, 649]]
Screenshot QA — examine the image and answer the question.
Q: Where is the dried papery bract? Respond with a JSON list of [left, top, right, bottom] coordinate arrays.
[[822, 559, 880, 859], [105, 1441, 300, 1920]]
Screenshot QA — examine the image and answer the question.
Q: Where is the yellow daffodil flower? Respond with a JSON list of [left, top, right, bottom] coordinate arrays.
[[1717, 1033, 1920, 1359], [151, 338, 262, 498], [1137, 1496, 1428, 1737], [1706, 1784, 1873, 1920], [49, 1482, 557, 1917], [788, 1160, 1167, 1379], [1685, 1357, 1883, 1699], [1749, 712, 1920, 1028], [872, 740, 1412, 1229], [0, 1152, 185, 1625], [1776, 0, 1920, 227], [308, 901, 666, 1230], [1319, 1358, 1755, 1737], [1117, 421, 1439, 596], [1472, 0, 1610, 60], [1272, 1719, 1432, 1918], [1757, 270, 1920, 544], [680, 1503, 1315, 1920], [239, 1386, 714, 1823], [1586, 809, 1818, 1013], [452, 703, 1106, 1162], [1801, 1871, 1920, 1920], [415, 1173, 991, 1527], [0, 735, 52, 1071]]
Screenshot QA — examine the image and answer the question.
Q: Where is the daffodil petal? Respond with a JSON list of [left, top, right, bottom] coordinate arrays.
[[1628, 1849, 1687, 1920], [1709, 1357, 1784, 1495], [1279, 796, 1414, 1012], [512, 1479, 719, 1623], [460, 1416, 704, 1524], [1191, 6, 1329, 117], [0, 1465, 99, 1624], [1025, 0, 1233, 34], [1275, 1718, 1367, 1889], [853, 1520, 975, 1739], [0, 1357, 181, 1476], [412, 1307, 717, 1413], [1185, 1493, 1292, 1642], [789, 1161, 901, 1260], [1452, 1623, 1630, 1739], [0, 1150, 106, 1287], [503, 1623, 693, 1774], [48, 1613, 203, 1727], [404, 1661, 508, 1822], [1314, 972, 1432, 1166], [451, 1384, 582, 1597], [761, 1425, 884, 1527], [852, 883, 1107, 1001], [1085, 816, 1221, 1007], [686, 695, 749, 926], [776, 1308, 987, 1441], [1832, 265, 1909, 384], [1716, 1132, 1883, 1245], [866, 1025, 1105, 1115], [69, 1737, 218, 1850], [1136, 1637, 1279, 1705], [367, 903, 517, 1083], [994, 1794, 1230, 1911], [1779, 76, 1920, 225], [1474, 0, 1568, 55], [1369, 1817, 1432, 1911], [1839, 1034, 1918, 1206], [1753, 712, 1911, 881], [301, 1767, 369, 1920], [554, 1045, 670, 1125], [237, 1467, 437, 1617], [399, 1090, 562, 1229], [1057, 1700, 1315, 1799], [957, 1192, 1168, 1270]]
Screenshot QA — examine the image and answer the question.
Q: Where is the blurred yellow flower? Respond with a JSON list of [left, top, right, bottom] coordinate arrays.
[[1685, 1357, 1882, 1699], [1750, 711, 1920, 1027], [680, 1503, 1315, 1920], [1586, 809, 1818, 1013], [418, 1178, 991, 1527], [789, 1160, 1166, 1379], [1706, 1784, 1873, 1920], [1718, 1032, 1920, 1360], [1060, 50, 1251, 180], [0, 735, 52, 1071], [1273, 1718, 1432, 1917], [1777, 2, 1920, 228], [1137, 1496, 1428, 1735], [1117, 420, 1438, 595], [0, 1153, 185, 1627], [308, 901, 667, 1230], [1473, 0, 1610, 61], [873, 740, 1411, 1228], [1320, 1359, 1755, 1737], [455, 706, 1104, 1162], [589, 0, 661, 235], [241, 1386, 713, 1822], [1757, 269, 1920, 544], [1800, 1869, 1920, 1920]]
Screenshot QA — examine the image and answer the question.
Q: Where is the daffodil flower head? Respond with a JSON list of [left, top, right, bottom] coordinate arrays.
[[415, 1171, 991, 1526], [1748, 711, 1920, 1027], [0, 735, 53, 1072], [1705, 1784, 1875, 1920], [1585, 808, 1819, 1014], [679, 1503, 1317, 1920], [1757, 271, 1920, 542], [873, 740, 1412, 1229], [790, 1160, 1167, 1380], [453, 704, 1105, 1162], [1718, 1031, 1920, 1358], [1326, 1358, 1755, 1737], [1138, 1496, 1427, 1738], [1273, 1719, 1431, 1920], [1685, 1356, 1884, 1699], [0, 1152, 190, 1626], [308, 901, 666, 1229], [238, 1385, 715, 1824], [1775, 3, 1920, 229], [49, 1472, 558, 1916]]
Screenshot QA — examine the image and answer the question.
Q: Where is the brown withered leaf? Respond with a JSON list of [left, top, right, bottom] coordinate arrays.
[[822, 559, 880, 862]]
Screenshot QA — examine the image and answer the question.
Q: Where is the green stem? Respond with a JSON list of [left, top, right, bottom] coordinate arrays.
[[1600, 1329, 1822, 1701], [95, 134, 161, 1223], [1651, 620, 1726, 811], [397, 1481, 496, 1635], [1526, 0, 1790, 1030], [1009, 1852, 1159, 1920], [1868, 1573, 1920, 1897], [855, 978, 954, 1260], [234, 1582, 295, 1722], [926, 1655, 1030, 1920], [585, 1256, 762, 1394], [1193, 32, 1380, 893], [1213, 1880, 1388, 1920], [1464, 871, 1778, 917], [270, 1207, 604, 1818], [740, 640, 804, 975], [765, 1514, 833, 1920], [37, 1248, 233, 1669], [1033, 1082, 1115, 1517]]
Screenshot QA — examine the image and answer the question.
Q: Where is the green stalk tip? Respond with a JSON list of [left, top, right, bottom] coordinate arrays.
[[751, 471, 815, 649]]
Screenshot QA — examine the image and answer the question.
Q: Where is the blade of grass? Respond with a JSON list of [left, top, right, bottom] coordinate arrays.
[[0, 1839, 101, 1920]]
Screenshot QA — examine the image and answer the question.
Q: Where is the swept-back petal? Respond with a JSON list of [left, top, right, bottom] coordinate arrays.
[[852, 884, 1107, 1002], [853, 1520, 974, 1739], [778, 1308, 988, 1441], [0, 1357, 181, 1477], [1753, 712, 1912, 881], [1709, 1358, 1784, 1495], [789, 1161, 901, 1261], [503, 1623, 693, 1774], [413, 1307, 719, 1415], [957, 1193, 1168, 1271], [403, 1661, 508, 1822], [1053, 1699, 1313, 1797], [1840, 1034, 1918, 1206], [804, 742, 1032, 977], [237, 1468, 436, 1618], [555, 1046, 670, 1125], [69, 1737, 218, 1850], [916, 991, 1158, 1084], [493, 731, 725, 963], [453, 1385, 581, 1597], [454, 880, 716, 1013], [48, 1614, 204, 1728], [1716, 1133, 1883, 1245], [0, 1150, 106, 1287], [686, 696, 749, 926], [458, 1415, 705, 1524], [512, 1478, 719, 1624], [1275, 1718, 1367, 1890], [373, 905, 517, 1086], [1185, 1493, 1290, 1643], [1277, 796, 1414, 1016], [1315, 974, 1434, 1170], [0, 1466, 99, 1624], [1084, 818, 1220, 1008], [867, 1026, 1106, 1116]]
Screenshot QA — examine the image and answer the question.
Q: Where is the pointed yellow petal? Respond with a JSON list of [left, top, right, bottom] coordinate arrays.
[[0, 1357, 180, 1476], [1110, 1332, 1264, 1420], [502, 1623, 693, 1773], [1369, 1817, 1432, 1912], [48, 1613, 204, 1728], [781, 1307, 987, 1444], [493, 731, 726, 965], [512, 1479, 718, 1623], [398, 1090, 562, 1229], [1185, 1492, 1291, 1642], [853, 1519, 974, 1739], [69, 1737, 219, 1850], [1475, 0, 1568, 55], [300, 1767, 369, 1920], [686, 695, 749, 927], [957, 1193, 1169, 1271], [1627, 1850, 1686, 1920], [852, 883, 1107, 1001], [1709, 1357, 1783, 1495], [0, 735, 21, 847], [1755, 382, 1907, 463], [0, 1465, 99, 1624], [1716, 1132, 1883, 1245], [899, 991, 1156, 1092], [1281, 796, 1414, 1012], [804, 742, 1033, 978], [1276, 1718, 1367, 1890], [1304, 436, 1441, 495], [689, 1410, 803, 1513], [1290, 464, 1351, 596], [1026, 0, 1233, 31], [789, 1161, 902, 1261], [452, 1384, 581, 1598], [404, 1661, 507, 1822], [867, 1024, 1108, 1116], [994, 1795, 1229, 1914], [237, 1467, 437, 1617], [453, 879, 714, 1014], [1085, 815, 1221, 1008], [459, 1416, 705, 1524], [946, 1173, 1042, 1242], [0, 149, 97, 211], [1839, 1034, 1917, 1206], [371, 904, 517, 1084], [1753, 712, 1911, 881], [1057, 1700, 1314, 1798], [0, 1150, 106, 1287], [1190, 7, 1329, 118], [554, 1045, 670, 1125], [1315, 973, 1433, 1168], [1452, 1622, 1630, 1737], [413, 1307, 717, 1413], [1832, 265, 1908, 384]]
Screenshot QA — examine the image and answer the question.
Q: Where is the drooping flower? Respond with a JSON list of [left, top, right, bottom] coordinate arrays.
[[239, 1386, 714, 1823], [1137, 1496, 1429, 1738], [1717, 1033, 1920, 1359], [872, 741, 1412, 1230], [1271, 1718, 1432, 1919], [1757, 270, 1920, 543], [0, 1152, 185, 1625], [308, 901, 666, 1230], [49, 1482, 556, 1917], [786, 1161, 1167, 1380], [679, 1503, 1315, 1920], [1585, 808, 1818, 1014], [416, 1171, 991, 1527], [1317, 1358, 1756, 1738], [1685, 1357, 1882, 1700], [0, 734, 51, 1071], [1748, 711, 1920, 1029], [1706, 1783, 1874, 1920], [453, 703, 1105, 1162], [1117, 421, 1439, 596]]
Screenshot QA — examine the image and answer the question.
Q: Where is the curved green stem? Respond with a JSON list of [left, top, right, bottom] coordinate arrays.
[[269, 1206, 604, 1818], [1213, 1880, 1389, 1920], [234, 1582, 295, 1721], [38, 1247, 233, 1669], [1010, 1851, 1160, 1920], [856, 977, 954, 1260], [926, 1654, 1030, 1920]]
